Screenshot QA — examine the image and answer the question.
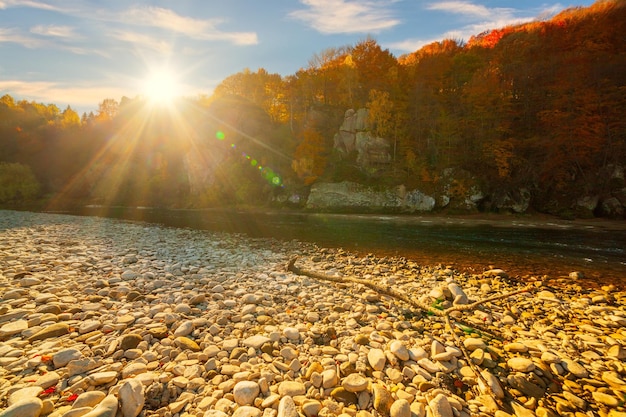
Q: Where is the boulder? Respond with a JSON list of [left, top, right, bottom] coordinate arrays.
[[305, 182, 435, 213], [574, 195, 599, 218], [492, 188, 531, 213], [437, 168, 485, 210], [598, 196, 624, 218]]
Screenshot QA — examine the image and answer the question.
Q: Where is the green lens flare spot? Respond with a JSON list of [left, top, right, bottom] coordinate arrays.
[[216, 131, 225, 140]]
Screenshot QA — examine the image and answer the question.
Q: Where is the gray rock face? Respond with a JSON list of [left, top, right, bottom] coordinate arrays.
[[306, 181, 435, 212], [333, 108, 391, 172]]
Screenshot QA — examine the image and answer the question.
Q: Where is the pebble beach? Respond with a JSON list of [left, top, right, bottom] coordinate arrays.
[[0, 210, 625, 417]]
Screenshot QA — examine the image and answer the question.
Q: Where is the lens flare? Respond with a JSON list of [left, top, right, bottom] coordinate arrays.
[[215, 130, 282, 187]]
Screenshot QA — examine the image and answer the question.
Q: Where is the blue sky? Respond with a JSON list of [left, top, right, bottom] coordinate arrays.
[[0, 0, 595, 114]]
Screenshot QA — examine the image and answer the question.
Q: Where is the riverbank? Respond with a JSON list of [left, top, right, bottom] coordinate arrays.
[[1, 211, 625, 417]]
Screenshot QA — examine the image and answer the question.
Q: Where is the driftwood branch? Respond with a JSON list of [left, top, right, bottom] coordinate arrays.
[[286, 256, 534, 319], [287, 256, 535, 409]]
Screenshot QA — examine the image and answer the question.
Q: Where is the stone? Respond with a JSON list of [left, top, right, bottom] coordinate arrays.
[[148, 326, 168, 339], [504, 342, 528, 353], [34, 371, 60, 389], [410, 402, 426, 417], [53, 347, 82, 368], [27, 322, 69, 342], [204, 412, 229, 417], [234, 381, 260, 406], [479, 370, 504, 399], [368, 348, 386, 371], [607, 344, 626, 360], [330, 387, 358, 405], [119, 378, 145, 417], [592, 391, 620, 407], [0, 398, 43, 417], [302, 400, 322, 417], [372, 384, 393, 414], [88, 371, 118, 385], [448, 283, 468, 305], [540, 352, 560, 364], [389, 340, 409, 361], [173, 320, 194, 337], [321, 368, 339, 389], [8, 387, 43, 406], [81, 394, 118, 417], [0, 319, 28, 337], [283, 327, 300, 340], [119, 333, 143, 350], [463, 337, 486, 351], [562, 391, 586, 410], [561, 358, 588, 378], [278, 381, 306, 397], [73, 391, 107, 409], [428, 393, 453, 417], [121, 362, 147, 379], [390, 399, 411, 417], [342, 373, 369, 392], [602, 371, 626, 388], [506, 374, 545, 399], [243, 335, 270, 349], [174, 336, 200, 351], [507, 357, 535, 372], [277, 396, 298, 417], [67, 358, 97, 376], [510, 400, 537, 417], [260, 394, 280, 409], [78, 319, 101, 334], [232, 406, 262, 417]]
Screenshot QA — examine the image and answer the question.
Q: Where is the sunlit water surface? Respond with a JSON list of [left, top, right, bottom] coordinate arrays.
[[72, 207, 626, 288]]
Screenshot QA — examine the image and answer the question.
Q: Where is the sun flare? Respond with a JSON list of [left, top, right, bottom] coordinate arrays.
[[141, 69, 183, 103]]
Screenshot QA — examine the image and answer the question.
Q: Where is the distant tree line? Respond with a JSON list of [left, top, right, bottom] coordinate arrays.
[[0, 0, 624, 217]]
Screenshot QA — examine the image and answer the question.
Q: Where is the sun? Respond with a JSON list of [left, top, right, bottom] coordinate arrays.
[[141, 69, 183, 104]]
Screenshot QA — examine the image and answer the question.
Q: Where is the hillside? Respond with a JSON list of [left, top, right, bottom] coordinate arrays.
[[0, 0, 624, 218]]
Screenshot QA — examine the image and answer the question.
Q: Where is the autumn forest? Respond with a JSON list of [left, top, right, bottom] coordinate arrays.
[[1, 0, 625, 218]]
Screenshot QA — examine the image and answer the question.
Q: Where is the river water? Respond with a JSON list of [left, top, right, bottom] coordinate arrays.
[[70, 206, 626, 288]]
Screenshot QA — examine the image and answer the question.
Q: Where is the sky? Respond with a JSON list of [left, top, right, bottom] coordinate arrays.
[[0, 0, 596, 114]]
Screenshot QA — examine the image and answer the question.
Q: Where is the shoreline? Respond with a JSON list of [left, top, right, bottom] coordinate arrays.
[[1, 211, 625, 417], [5, 202, 626, 232]]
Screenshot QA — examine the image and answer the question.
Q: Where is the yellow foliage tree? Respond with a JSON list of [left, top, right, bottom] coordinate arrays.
[[292, 127, 328, 185]]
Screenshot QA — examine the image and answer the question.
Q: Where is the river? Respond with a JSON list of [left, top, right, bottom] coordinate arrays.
[[67, 206, 626, 289]]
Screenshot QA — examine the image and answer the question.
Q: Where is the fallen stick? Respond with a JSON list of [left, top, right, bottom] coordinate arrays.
[[286, 256, 534, 319], [286, 255, 536, 410]]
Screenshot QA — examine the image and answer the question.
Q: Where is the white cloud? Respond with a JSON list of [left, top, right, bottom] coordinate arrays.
[[0, 79, 130, 111], [390, 2, 562, 53], [118, 6, 258, 45], [0, 27, 103, 56], [0, 0, 63, 11], [0, 28, 44, 48], [387, 33, 463, 54], [426, 1, 496, 18], [111, 30, 173, 55], [30, 24, 76, 38], [289, 0, 400, 34]]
